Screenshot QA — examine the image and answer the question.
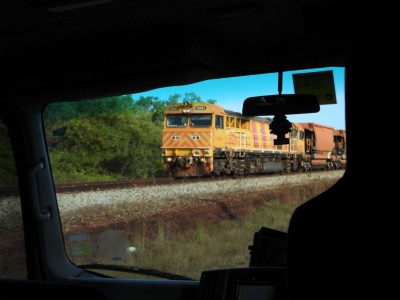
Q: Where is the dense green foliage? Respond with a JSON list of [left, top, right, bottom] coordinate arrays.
[[41, 93, 216, 184]]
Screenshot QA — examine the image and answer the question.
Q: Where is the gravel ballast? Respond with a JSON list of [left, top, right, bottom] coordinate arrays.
[[57, 170, 345, 213]]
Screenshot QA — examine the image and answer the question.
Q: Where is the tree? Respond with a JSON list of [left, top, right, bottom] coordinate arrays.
[[167, 94, 181, 104], [182, 92, 201, 103], [132, 96, 169, 127]]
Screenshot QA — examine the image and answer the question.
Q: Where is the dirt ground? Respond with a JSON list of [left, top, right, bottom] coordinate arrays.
[[61, 177, 339, 239]]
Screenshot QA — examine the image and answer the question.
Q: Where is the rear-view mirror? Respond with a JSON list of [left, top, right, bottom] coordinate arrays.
[[242, 94, 320, 116]]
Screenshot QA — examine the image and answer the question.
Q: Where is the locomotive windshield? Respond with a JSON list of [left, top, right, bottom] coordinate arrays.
[[190, 114, 212, 127], [166, 114, 188, 127], [166, 114, 212, 127]]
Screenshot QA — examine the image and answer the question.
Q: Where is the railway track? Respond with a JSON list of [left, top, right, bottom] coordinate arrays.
[[0, 169, 344, 197], [54, 175, 242, 193], [55, 177, 175, 193]]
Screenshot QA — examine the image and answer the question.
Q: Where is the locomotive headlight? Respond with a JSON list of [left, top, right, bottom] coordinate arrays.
[[204, 149, 211, 156], [166, 157, 172, 162], [193, 150, 200, 156]]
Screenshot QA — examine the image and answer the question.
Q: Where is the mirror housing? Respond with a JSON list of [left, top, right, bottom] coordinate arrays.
[[242, 94, 320, 116]]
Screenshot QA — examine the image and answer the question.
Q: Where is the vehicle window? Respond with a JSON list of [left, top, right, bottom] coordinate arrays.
[[216, 115, 224, 129], [190, 114, 212, 127], [43, 68, 345, 280], [166, 114, 187, 127], [0, 119, 27, 279]]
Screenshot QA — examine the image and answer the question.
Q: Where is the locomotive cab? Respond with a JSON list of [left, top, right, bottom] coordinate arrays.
[[161, 102, 224, 177]]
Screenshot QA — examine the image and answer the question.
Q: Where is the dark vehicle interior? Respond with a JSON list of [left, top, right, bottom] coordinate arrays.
[[1, 0, 378, 300]]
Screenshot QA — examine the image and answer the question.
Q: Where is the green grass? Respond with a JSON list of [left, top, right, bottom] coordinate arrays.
[[64, 176, 341, 280], [126, 199, 300, 280]]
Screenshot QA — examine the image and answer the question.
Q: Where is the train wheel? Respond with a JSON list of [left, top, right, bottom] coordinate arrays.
[[283, 160, 291, 173], [291, 160, 299, 172], [300, 162, 311, 172]]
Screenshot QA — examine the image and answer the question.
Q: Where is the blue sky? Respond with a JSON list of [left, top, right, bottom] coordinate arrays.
[[132, 67, 345, 130]]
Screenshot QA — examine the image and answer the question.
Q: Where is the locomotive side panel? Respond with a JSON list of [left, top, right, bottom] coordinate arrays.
[[213, 113, 227, 150], [218, 113, 302, 175], [248, 119, 273, 151], [286, 123, 309, 171], [290, 123, 305, 154], [213, 113, 253, 175]]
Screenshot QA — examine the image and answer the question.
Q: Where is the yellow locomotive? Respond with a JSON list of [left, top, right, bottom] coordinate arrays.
[[161, 102, 346, 178]]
